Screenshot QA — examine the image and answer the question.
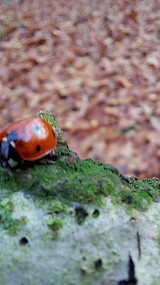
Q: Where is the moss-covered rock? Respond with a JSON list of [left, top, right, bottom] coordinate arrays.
[[0, 111, 159, 285]]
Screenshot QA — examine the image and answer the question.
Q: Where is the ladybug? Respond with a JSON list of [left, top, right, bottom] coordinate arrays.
[[0, 117, 57, 167]]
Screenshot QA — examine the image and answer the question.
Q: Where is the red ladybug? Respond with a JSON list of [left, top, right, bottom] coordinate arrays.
[[0, 117, 57, 167]]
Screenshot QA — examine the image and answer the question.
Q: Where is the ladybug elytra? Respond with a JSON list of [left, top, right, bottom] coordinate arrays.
[[0, 117, 57, 167]]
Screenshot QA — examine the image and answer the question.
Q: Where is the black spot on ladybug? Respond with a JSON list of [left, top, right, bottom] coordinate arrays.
[[19, 237, 29, 245], [94, 258, 102, 270], [36, 145, 41, 152]]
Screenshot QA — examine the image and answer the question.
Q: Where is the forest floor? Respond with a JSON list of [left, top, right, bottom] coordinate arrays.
[[0, 0, 160, 178]]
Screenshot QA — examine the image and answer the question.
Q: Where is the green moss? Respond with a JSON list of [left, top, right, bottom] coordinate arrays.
[[157, 233, 160, 249], [0, 144, 159, 213], [0, 158, 120, 205], [128, 177, 160, 210], [0, 198, 26, 235], [48, 201, 67, 216], [47, 217, 63, 239], [37, 110, 67, 146]]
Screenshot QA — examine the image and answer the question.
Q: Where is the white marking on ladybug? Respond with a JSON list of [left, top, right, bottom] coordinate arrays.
[[2, 137, 7, 142], [10, 141, 15, 148], [8, 159, 18, 168]]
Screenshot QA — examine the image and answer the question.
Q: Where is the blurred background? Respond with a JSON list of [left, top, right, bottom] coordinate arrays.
[[0, 0, 160, 178]]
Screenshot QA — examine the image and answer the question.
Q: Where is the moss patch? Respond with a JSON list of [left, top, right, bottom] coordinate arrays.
[[0, 198, 26, 235], [48, 201, 67, 216], [47, 217, 63, 239], [37, 110, 67, 145], [0, 155, 159, 213]]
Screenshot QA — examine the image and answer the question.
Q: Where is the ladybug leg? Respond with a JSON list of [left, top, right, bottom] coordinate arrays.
[[0, 138, 10, 167], [7, 143, 21, 168], [0, 137, 10, 160]]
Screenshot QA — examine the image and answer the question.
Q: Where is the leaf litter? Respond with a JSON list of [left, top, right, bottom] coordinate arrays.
[[0, 0, 160, 178]]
